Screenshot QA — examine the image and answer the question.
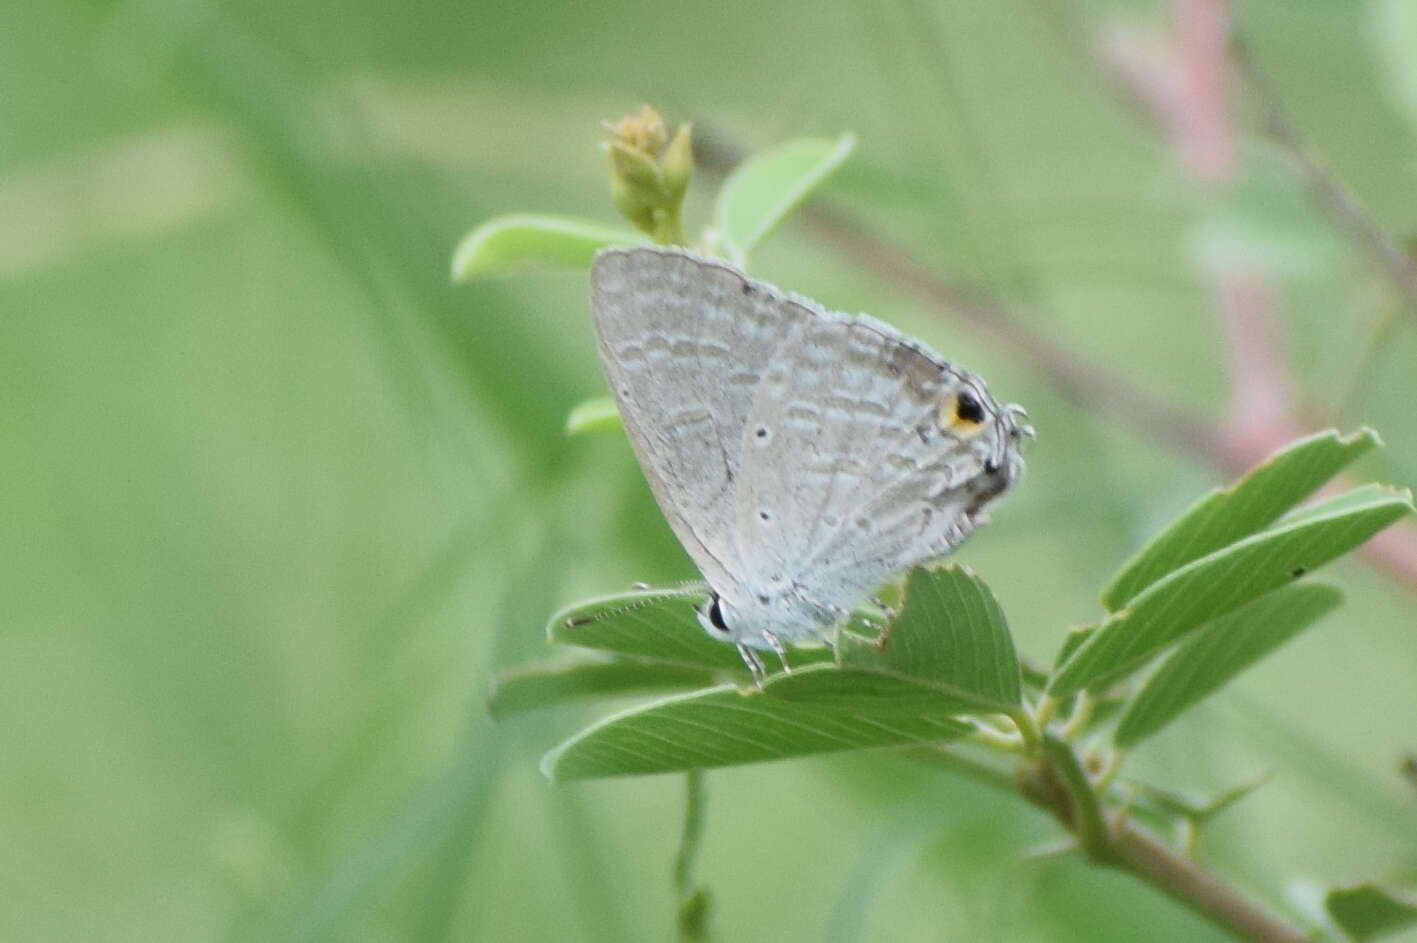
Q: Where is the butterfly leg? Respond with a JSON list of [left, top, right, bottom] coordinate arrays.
[[869, 595, 898, 621], [735, 642, 767, 686], [761, 631, 791, 674]]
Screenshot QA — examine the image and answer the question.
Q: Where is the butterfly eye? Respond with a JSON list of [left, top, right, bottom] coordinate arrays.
[[702, 594, 731, 636], [938, 391, 986, 437]]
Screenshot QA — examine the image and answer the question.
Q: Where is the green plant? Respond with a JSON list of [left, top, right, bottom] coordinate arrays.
[[456, 108, 1416, 943]]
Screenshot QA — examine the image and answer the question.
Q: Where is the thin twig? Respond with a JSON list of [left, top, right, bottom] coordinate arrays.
[[935, 734, 1313, 943], [796, 199, 1227, 461], [1232, 36, 1417, 327], [674, 770, 711, 942], [1109, 819, 1309, 943]]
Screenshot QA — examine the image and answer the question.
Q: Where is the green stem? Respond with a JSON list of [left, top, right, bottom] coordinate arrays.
[[1093, 747, 1123, 794], [1007, 706, 1042, 752], [967, 719, 1025, 752], [917, 733, 1310, 943], [674, 770, 710, 942], [1041, 734, 1113, 862], [1034, 694, 1060, 728], [653, 206, 686, 246], [1058, 691, 1095, 741], [673, 770, 706, 895]]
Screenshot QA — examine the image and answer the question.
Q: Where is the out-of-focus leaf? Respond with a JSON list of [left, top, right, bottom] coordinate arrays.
[[542, 665, 971, 780], [713, 134, 855, 265], [1102, 429, 1378, 611], [1126, 773, 1272, 823], [1372, 0, 1417, 126], [488, 659, 718, 717], [841, 565, 1021, 711], [1050, 487, 1412, 696], [450, 214, 644, 281], [549, 588, 833, 674], [1114, 583, 1342, 747], [1325, 883, 1417, 942], [564, 396, 623, 436]]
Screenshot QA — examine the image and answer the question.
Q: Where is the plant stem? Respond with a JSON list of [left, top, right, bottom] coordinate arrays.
[[967, 720, 1025, 752], [1040, 734, 1114, 862], [674, 770, 710, 942], [1109, 818, 1307, 943], [1058, 691, 1095, 741], [674, 770, 707, 895], [1231, 37, 1417, 331], [918, 734, 1311, 943]]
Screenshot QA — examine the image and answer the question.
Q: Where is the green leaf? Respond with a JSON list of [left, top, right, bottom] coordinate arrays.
[[713, 134, 855, 265], [548, 587, 833, 674], [1279, 483, 1395, 527], [564, 396, 623, 436], [841, 565, 1022, 711], [1050, 486, 1412, 696], [1125, 773, 1271, 824], [1326, 883, 1417, 942], [1054, 624, 1097, 671], [1114, 583, 1342, 747], [1102, 429, 1378, 611], [542, 664, 971, 780], [450, 214, 644, 281], [487, 659, 718, 717]]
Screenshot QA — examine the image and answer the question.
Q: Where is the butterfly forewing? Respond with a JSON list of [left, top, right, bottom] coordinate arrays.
[[589, 248, 805, 592]]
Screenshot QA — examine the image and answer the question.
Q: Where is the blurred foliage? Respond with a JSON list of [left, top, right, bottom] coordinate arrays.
[[4, 1, 1417, 942]]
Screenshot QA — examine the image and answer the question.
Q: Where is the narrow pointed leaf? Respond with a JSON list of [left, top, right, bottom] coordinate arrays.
[[565, 396, 623, 436], [1278, 483, 1394, 527], [714, 134, 855, 265], [488, 659, 718, 717], [1050, 487, 1412, 696], [1125, 774, 1272, 823], [1114, 583, 1341, 747], [451, 214, 643, 281], [543, 665, 970, 780], [1326, 884, 1417, 942], [549, 588, 832, 674], [1102, 429, 1378, 610], [1054, 624, 1097, 671], [841, 565, 1021, 710]]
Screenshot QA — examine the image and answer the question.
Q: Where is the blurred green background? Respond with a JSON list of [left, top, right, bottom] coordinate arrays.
[[4, 1, 1416, 940]]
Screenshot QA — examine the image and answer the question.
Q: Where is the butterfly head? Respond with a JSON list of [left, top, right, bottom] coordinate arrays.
[[964, 400, 1030, 513], [696, 592, 737, 641]]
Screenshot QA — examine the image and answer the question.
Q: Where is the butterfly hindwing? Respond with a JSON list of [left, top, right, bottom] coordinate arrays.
[[737, 309, 1008, 616]]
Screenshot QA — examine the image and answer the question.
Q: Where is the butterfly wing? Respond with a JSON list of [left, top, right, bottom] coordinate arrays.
[[589, 247, 809, 593], [736, 305, 1020, 623]]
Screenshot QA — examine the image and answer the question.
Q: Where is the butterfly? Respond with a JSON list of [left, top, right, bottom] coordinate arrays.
[[590, 246, 1029, 673]]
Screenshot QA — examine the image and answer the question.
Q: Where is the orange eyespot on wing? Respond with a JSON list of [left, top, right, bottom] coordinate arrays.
[[937, 391, 986, 437]]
